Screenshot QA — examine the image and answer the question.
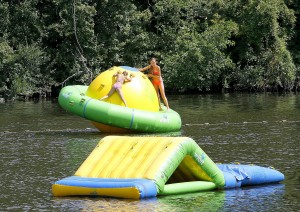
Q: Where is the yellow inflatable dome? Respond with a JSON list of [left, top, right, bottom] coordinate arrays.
[[86, 66, 160, 132], [58, 66, 182, 133]]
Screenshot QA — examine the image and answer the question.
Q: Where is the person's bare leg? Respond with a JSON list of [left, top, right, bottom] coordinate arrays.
[[153, 85, 162, 110], [159, 83, 169, 110], [116, 88, 127, 107], [100, 87, 115, 100]]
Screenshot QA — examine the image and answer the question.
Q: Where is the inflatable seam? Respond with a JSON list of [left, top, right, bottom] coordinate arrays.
[[82, 98, 93, 118]]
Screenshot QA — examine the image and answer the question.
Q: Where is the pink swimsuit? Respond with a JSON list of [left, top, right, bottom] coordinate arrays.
[[113, 82, 122, 90], [113, 74, 125, 90]]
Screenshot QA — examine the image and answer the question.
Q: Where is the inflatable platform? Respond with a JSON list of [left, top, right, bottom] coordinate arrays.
[[52, 136, 284, 199], [58, 66, 181, 133]]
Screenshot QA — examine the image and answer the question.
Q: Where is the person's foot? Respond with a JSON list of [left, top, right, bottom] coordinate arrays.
[[99, 96, 107, 101]]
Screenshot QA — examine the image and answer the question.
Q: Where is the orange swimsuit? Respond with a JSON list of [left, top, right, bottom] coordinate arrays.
[[151, 69, 162, 86]]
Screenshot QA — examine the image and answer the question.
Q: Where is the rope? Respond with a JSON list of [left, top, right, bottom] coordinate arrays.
[[73, 0, 84, 55], [59, 0, 93, 86], [72, 0, 93, 82]]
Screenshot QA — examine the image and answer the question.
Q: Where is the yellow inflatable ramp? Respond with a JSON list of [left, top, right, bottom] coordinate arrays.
[[52, 136, 225, 198]]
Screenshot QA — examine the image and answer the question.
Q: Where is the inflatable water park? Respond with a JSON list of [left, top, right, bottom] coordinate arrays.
[[54, 65, 284, 199], [58, 66, 181, 133], [52, 136, 284, 199]]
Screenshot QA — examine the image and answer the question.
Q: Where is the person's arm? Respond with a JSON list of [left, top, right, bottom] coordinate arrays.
[[113, 70, 122, 77], [139, 65, 150, 72], [125, 73, 135, 82], [125, 76, 132, 82]]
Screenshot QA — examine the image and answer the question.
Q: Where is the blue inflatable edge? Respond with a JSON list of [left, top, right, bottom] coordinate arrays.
[[218, 164, 285, 188], [54, 176, 157, 198], [120, 66, 139, 72]]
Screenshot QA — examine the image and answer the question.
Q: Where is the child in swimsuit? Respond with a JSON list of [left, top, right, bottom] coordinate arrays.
[[139, 58, 170, 110], [100, 71, 133, 107]]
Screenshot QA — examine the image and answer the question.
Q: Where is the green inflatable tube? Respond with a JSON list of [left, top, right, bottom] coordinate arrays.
[[58, 85, 182, 133], [159, 181, 217, 196]]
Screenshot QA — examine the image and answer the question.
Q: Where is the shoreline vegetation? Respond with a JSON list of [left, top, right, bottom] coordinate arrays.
[[0, 0, 299, 101]]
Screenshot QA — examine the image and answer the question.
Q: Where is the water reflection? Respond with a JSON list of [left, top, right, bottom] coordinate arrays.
[[221, 184, 285, 211], [0, 93, 300, 211], [52, 197, 159, 212], [50, 184, 285, 211]]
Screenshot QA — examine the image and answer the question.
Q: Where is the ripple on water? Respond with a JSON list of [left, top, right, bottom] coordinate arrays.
[[1, 97, 300, 211]]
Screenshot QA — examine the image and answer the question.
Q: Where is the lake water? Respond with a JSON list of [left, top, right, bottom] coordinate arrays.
[[0, 93, 299, 211]]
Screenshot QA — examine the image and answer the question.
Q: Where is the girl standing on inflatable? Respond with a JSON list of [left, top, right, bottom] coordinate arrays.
[[139, 58, 170, 110]]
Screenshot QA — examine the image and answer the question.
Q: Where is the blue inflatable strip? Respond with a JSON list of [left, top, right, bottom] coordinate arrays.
[[120, 66, 139, 72], [55, 176, 157, 198], [129, 109, 135, 129], [218, 164, 284, 188], [82, 98, 93, 118]]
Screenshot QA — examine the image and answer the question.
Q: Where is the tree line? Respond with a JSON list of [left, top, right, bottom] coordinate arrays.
[[0, 0, 299, 100]]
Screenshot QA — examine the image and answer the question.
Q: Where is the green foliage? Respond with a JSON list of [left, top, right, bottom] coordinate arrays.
[[0, 0, 299, 99], [0, 42, 50, 98], [0, 40, 14, 98], [286, 0, 300, 90], [162, 16, 237, 92], [221, 0, 296, 91], [95, 0, 152, 68]]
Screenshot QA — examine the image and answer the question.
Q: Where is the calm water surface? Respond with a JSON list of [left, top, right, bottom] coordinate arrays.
[[0, 93, 299, 211]]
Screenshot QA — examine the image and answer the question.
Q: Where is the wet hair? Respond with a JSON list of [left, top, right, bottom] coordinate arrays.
[[122, 71, 128, 76]]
